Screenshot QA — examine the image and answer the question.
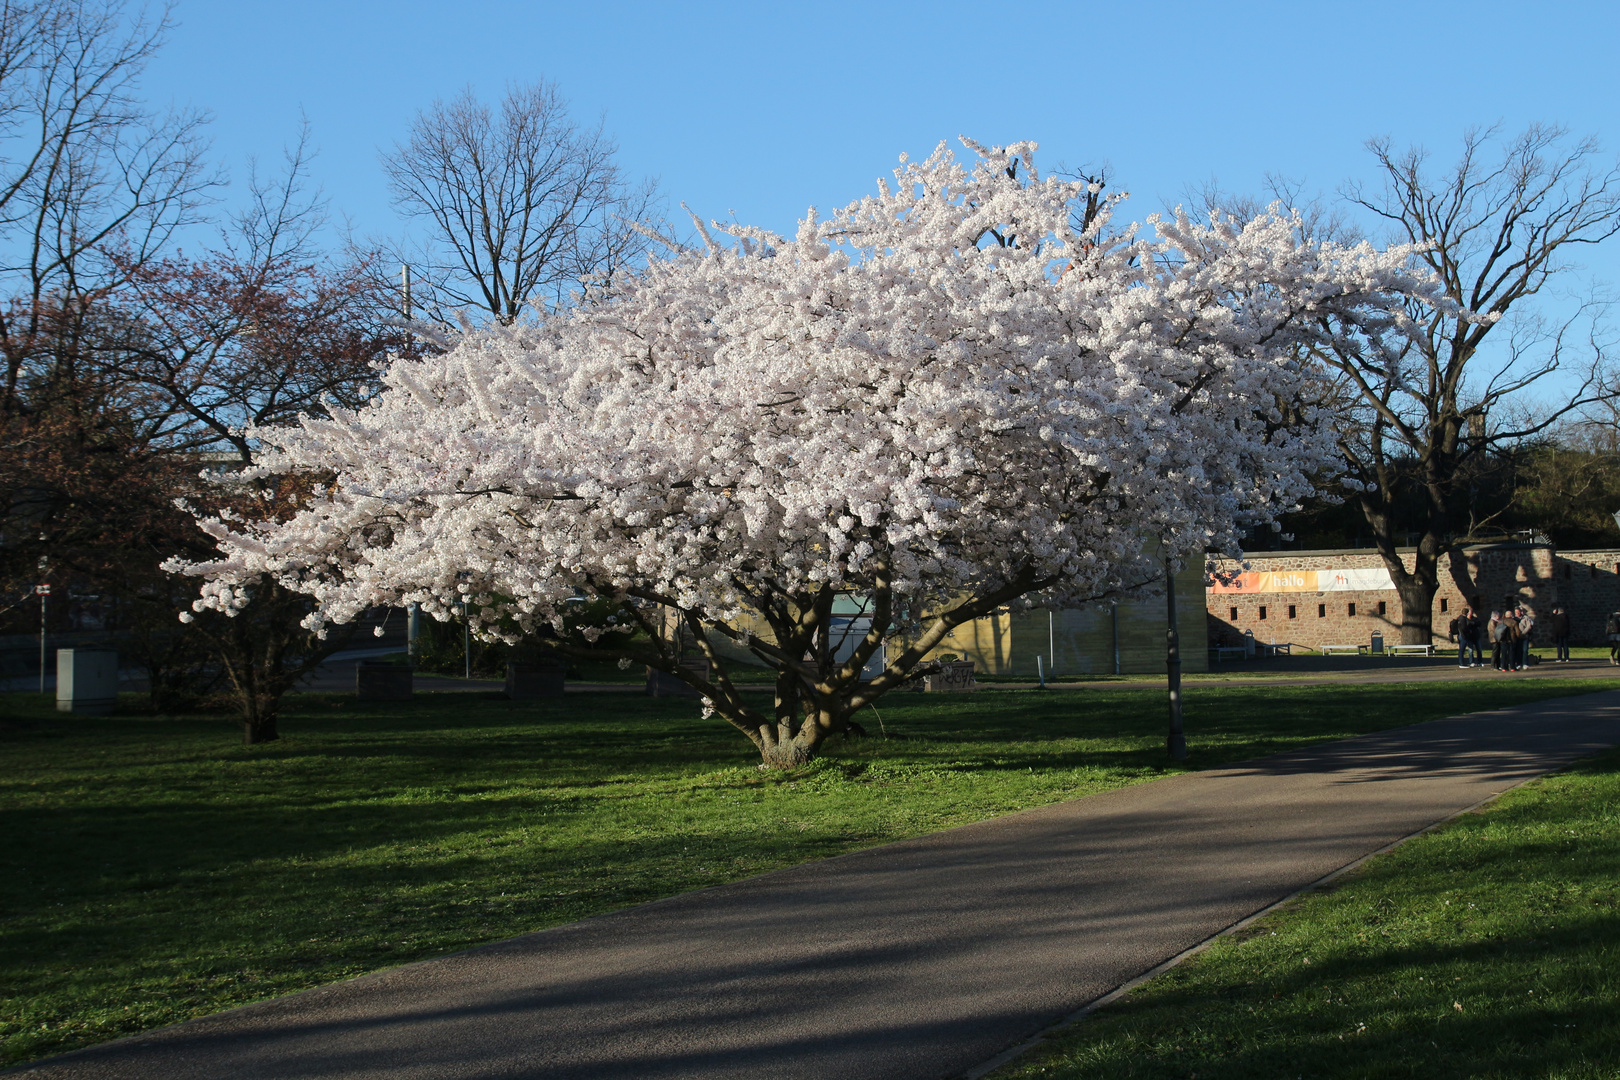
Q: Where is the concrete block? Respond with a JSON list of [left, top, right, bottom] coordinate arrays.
[[924, 660, 976, 692], [57, 649, 118, 714]]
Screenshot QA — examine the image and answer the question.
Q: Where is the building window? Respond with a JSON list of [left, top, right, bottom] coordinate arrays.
[[1318, 604, 1326, 618], [1440, 598, 1449, 613], [1288, 604, 1297, 619], [1230, 606, 1239, 621], [1258, 606, 1267, 620], [1348, 602, 1357, 617], [1378, 600, 1388, 616], [1564, 563, 1572, 580]]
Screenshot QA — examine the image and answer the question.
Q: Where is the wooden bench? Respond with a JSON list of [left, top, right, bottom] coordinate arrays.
[[1210, 646, 1247, 663], [1320, 644, 1366, 656], [1385, 644, 1435, 657]]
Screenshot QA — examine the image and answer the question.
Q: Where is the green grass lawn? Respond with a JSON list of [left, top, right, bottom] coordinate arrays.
[[1, 677, 1616, 1067], [991, 745, 1620, 1080]]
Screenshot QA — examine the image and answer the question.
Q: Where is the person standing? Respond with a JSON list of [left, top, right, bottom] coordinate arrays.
[[1516, 606, 1535, 670], [1461, 607, 1483, 668], [1490, 610, 1509, 672], [1607, 609, 1620, 665], [1547, 605, 1571, 663]]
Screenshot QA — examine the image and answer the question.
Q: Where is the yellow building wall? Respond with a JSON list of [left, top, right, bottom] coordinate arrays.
[[678, 551, 1209, 678], [923, 553, 1209, 676]]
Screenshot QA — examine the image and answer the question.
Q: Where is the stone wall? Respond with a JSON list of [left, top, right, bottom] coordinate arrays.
[[1206, 544, 1620, 650], [1544, 549, 1620, 643]]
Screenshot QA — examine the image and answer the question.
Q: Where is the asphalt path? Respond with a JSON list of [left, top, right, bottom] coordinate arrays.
[[18, 690, 1620, 1080], [288, 651, 1620, 696], [1030, 655, 1620, 691]]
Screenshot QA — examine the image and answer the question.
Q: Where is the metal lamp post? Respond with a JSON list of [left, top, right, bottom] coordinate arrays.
[[1165, 556, 1187, 760], [36, 555, 49, 694]]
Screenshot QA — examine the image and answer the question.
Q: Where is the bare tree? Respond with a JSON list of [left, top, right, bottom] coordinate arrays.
[[1319, 125, 1620, 642], [381, 80, 657, 325], [1184, 172, 1364, 247], [0, 0, 217, 414], [117, 127, 396, 462], [114, 138, 400, 739]]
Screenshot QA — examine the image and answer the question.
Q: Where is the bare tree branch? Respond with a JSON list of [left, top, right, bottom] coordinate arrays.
[[1316, 125, 1620, 641], [379, 80, 658, 325]]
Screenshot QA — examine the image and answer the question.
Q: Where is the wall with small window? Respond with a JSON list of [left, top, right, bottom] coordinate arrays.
[[1203, 542, 1620, 650]]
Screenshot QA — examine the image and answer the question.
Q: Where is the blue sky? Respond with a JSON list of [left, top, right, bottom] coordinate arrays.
[[143, 1, 1618, 247]]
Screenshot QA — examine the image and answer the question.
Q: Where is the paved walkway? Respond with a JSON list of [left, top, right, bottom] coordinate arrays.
[[16, 691, 1620, 1080], [1022, 655, 1620, 691], [9, 649, 1611, 696], [292, 654, 1620, 697]]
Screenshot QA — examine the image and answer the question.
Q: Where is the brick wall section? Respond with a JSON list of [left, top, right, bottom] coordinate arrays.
[[1546, 549, 1620, 644], [1207, 544, 1620, 650]]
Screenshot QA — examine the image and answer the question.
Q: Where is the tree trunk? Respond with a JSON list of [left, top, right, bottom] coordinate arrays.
[[755, 719, 826, 769], [1362, 492, 1444, 646], [1397, 577, 1436, 645], [758, 738, 816, 769], [241, 711, 279, 744]]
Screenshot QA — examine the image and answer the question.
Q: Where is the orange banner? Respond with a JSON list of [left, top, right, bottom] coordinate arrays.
[[1209, 568, 1394, 594]]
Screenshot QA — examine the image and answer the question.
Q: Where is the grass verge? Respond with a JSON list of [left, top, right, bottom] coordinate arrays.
[[990, 745, 1620, 1080], [2, 677, 1616, 1067]]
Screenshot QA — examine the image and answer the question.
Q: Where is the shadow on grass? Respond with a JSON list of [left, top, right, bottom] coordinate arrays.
[[1049, 917, 1620, 1080], [1002, 751, 1620, 1080], [5, 678, 1618, 1069]]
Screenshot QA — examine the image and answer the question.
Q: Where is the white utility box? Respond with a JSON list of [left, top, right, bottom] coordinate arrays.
[[57, 649, 119, 714]]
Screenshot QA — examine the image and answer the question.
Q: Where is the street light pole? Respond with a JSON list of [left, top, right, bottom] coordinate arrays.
[[402, 267, 423, 666], [1165, 556, 1186, 760], [459, 600, 471, 680], [1047, 609, 1055, 678], [1111, 601, 1120, 676], [37, 555, 48, 695]]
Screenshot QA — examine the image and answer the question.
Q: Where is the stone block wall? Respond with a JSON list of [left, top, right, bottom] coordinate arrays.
[[1544, 550, 1620, 643], [1206, 543, 1619, 650]]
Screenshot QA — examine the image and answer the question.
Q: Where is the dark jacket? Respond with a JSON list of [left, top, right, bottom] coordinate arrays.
[[1548, 611, 1570, 639]]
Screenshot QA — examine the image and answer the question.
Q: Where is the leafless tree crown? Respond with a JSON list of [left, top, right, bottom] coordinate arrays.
[[0, 0, 218, 413], [1333, 124, 1620, 482], [1326, 125, 1620, 639], [1190, 126, 1620, 641], [382, 80, 656, 325]]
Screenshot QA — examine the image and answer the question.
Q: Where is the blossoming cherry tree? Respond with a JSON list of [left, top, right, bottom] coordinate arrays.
[[173, 140, 1435, 766]]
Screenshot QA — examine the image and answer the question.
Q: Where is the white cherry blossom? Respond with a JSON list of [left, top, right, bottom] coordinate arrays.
[[171, 139, 1437, 766]]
